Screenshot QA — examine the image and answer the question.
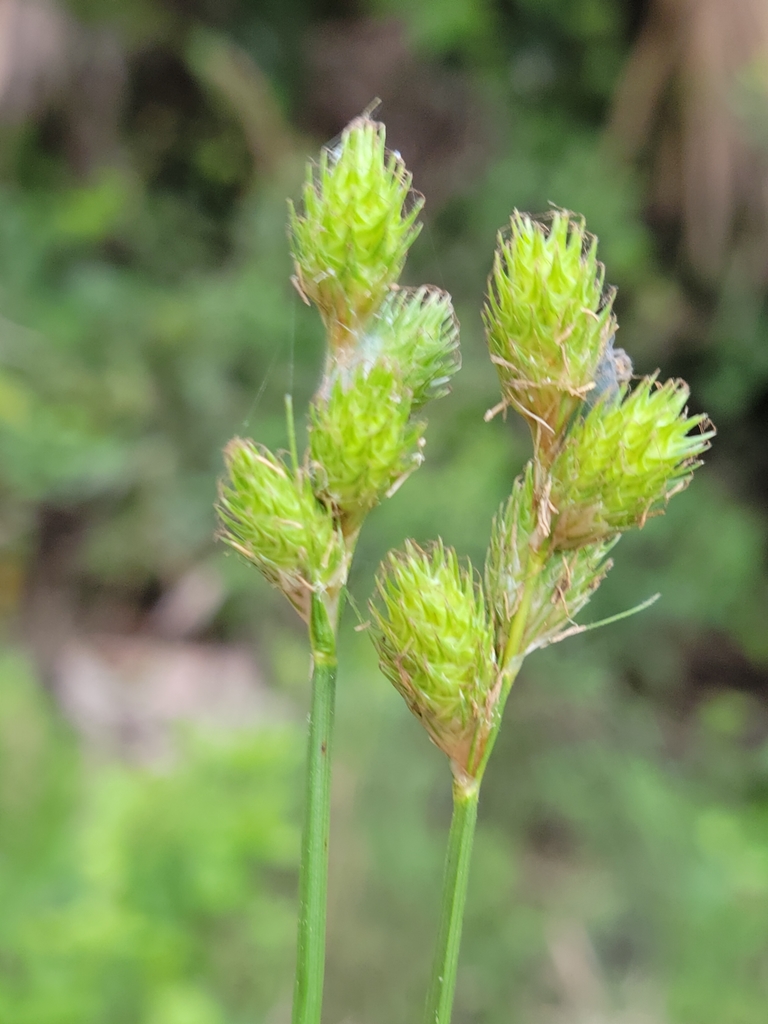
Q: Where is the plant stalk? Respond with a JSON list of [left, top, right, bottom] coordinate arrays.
[[423, 778, 480, 1024], [292, 592, 338, 1024]]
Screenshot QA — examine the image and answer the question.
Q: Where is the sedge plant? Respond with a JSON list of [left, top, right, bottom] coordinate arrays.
[[216, 117, 460, 1024], [369, 211, 714, 1024]]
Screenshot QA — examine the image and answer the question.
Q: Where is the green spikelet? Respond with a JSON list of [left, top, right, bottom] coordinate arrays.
[[309, 361, 425, 528], [550, 377, 714, 548], [217, 439, 343, 620], [288, 117, 423, 351], [370, 541, 497, 778], [483, 210, 615, 454], [359, 286, 461, 409]]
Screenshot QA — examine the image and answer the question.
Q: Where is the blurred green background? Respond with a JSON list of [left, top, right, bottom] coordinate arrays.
[[1, 0, 767, 1021]]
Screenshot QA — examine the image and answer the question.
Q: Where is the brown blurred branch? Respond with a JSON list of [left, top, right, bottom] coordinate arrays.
[[187, 27, 297, 181], [608, 0, 768, 283], [0, 0, 126, 176]]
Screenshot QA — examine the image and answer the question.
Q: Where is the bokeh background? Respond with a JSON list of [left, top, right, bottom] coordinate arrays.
[[1, 0, 767, 1022]]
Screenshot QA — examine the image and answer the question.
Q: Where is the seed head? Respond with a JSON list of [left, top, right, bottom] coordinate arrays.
[[217, 439, 343, 620], [309, 361, 425, 528], [359, 286, 461, 409], [483, 210, 615, 453], [550, 377, 714, 548], [370, 541, 497, 777], [288, 117, 422, 350]]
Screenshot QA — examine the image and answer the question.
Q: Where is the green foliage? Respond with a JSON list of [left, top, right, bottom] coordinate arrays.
[[0, 173, 317, 581], [0, 653, 77, 908], [0, 650, 301, 1024], [370, 0, 495, 54]]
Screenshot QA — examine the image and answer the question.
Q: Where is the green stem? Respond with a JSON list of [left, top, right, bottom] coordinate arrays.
[[423, 778, 480, 1024], [292, 592, 338, 1024]]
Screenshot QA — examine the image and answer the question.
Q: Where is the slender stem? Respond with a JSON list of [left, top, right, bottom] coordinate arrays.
[[423, 778, 480, 1024], [292, 592, 338, 1024]]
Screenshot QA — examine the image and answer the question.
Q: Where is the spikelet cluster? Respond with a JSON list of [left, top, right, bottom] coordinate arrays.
[[219, 116, 459, 618], [369, 208, 713, 783], [290, 118, 459, 524]]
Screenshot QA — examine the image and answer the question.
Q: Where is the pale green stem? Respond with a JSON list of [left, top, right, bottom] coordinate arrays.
[[423, 778, 480, 1024], [292, 592, 338, 1024]]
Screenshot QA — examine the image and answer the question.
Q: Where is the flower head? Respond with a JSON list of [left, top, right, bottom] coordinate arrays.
[[289, 117, 422, 351], [483, 210, 615, 453], [217, 439, 343, 620], [550, 377, 714, 548], [309, 361, 425, 529], [370, 541, 497, 777]]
